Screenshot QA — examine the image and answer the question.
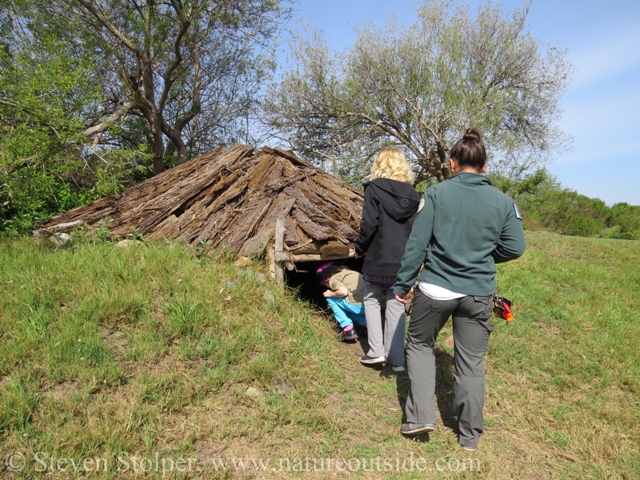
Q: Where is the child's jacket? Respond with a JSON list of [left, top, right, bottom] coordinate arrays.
[[329, 270, 365, 305]]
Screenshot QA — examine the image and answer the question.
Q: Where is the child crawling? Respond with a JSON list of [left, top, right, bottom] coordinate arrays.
[[316, 262, 367, 341]]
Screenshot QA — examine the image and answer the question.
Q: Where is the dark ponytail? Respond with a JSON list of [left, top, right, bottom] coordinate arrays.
[[449, 128, 486, 170]]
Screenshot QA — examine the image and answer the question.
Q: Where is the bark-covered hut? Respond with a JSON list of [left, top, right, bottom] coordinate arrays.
[[37, 144, 364, 270]]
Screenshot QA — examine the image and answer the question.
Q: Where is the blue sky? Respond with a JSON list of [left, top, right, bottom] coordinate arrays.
[[282, 0, 640, 206]]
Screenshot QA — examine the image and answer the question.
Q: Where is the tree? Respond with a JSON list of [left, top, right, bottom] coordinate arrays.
[[263, 0, 572, 184], [0, 2, 102, 233], [1, 1, 157, 234], [608, 203, 640, 240], [1, 0, 289, 232], [515, 174, 612, 237], [44, 0, 289, 175], [489, 168, 548, 200]]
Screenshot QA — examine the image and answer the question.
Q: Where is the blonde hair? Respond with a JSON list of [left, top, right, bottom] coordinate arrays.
[[369, 147, 414, 184]]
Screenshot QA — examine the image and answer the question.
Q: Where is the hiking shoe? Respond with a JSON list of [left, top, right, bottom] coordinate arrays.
[[461, 439, 479, 451], [460, 434, 480, 451], [401, 422, 435, 436], [339, 328, 358, 342], [360, 355, 386, 365], [390, 365, 406, 373]]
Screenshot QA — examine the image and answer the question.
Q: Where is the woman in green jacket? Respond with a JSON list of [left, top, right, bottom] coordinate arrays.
[[393, 128, 526, 451]]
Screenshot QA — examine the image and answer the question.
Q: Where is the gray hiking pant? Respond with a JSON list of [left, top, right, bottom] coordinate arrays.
[[405, 289, 494, 448], [363, 284, 406, 367]]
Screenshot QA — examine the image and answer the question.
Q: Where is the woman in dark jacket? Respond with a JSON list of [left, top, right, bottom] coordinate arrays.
[[355, 147, 421, 371]]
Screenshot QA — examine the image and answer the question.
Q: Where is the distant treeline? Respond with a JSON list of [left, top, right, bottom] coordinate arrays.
[[491, 172, 640, 240]]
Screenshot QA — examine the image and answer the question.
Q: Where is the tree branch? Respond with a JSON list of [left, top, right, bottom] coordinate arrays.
[[75, 0, 142, 56], [158, 0, 191, 111], [83, 101, 135, 146]]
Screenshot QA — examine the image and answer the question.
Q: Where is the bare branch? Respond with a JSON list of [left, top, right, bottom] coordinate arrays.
[[75, 0, 142, 56], [83, 102, 135, 138]]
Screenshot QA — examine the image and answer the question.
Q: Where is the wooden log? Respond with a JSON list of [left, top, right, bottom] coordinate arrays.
[[319, 241, 350, 258], [133, 152, 251, 232], [261, 146, 315, 169], [205, 178, 249, 212], [284, 217, 300, 245], [336, 223, 359, 242], [288, 244, 320, 255], [284, 185, 337, 227], [148, 214, 181, 240], [292, 208, 332, 241], [265, 168, 316, 194], [307, 178, 344, 211], [247, 154, 275, 187], [259, 192, 296, 226], [193, 208, 232, 245], [226, 197, 273, 250], [266, 245, 276, 278], [290, 248, 356, 262], [237, 194, 295, 257], [274, 251, 290, 262], [287, 238, 314, 252], [275, 217, 285, 285], [312, 174, 363, 201], [253, 156, 286, 190], [239, 230, 272, 257]]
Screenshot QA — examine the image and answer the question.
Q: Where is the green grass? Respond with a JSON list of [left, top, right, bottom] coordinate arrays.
[[0, 232, 639, 478]]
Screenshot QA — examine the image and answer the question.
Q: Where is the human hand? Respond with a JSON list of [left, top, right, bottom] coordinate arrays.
[[323, 290, 333, 298], [395, 294, 407, 304]]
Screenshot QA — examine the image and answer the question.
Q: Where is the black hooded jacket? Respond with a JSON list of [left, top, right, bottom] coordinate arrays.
[[355, 178, 421, 277]]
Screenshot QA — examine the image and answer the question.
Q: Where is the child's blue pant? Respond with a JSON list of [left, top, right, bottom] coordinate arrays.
[[326, 297, 367, 328]]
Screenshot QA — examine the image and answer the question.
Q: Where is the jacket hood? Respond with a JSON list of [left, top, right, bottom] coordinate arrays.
[[367, 178, 421, 222]]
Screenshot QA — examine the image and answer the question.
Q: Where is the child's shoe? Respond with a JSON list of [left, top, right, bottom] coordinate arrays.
[[339, 327, 358, 342]]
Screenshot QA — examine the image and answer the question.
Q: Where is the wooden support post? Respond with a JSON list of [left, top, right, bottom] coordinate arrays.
[[275, 217, 285, 285], [266, 246, 276, 279]]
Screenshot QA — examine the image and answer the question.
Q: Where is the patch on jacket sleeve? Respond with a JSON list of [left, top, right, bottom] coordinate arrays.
[[417, 198, 425, 212], [513, 203, 523, 220]]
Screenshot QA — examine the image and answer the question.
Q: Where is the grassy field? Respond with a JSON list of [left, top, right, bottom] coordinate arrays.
[[0, 231, 639, 479]]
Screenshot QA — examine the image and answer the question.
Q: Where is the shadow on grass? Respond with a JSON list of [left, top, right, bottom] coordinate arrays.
[[353, 322, 369, 354], [433, 346, 456, 430]]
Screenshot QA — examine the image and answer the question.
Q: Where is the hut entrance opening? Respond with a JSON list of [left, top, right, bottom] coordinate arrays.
[[282, 257, 365, 310]]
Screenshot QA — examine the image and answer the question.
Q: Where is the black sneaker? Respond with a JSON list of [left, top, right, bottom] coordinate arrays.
[[359, 355, 386, 365], [401, 422, 435, 436], [339, 328, 358, 342]]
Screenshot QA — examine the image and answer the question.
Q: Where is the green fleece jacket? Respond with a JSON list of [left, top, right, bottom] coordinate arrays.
[[394, 173, 526, 297]]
